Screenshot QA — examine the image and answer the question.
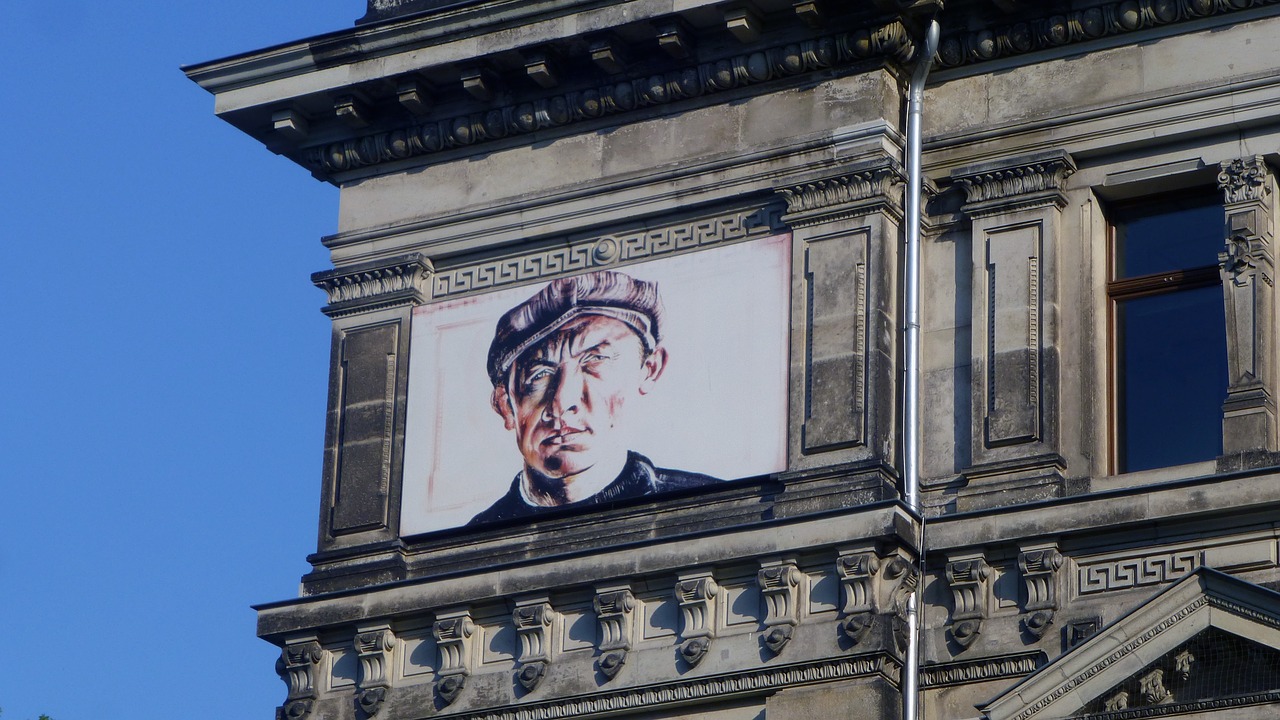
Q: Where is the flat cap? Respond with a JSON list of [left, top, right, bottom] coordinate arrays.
[[488, 270, 663, 385]]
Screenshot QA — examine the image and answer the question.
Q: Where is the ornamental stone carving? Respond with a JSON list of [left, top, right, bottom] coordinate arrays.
[[594, 588, 636, 680], [1019, 547, 1063, 638], [952, 151, 1075, 210], [312, 254, 433, 318], [777, 164, 905, 216], [946, 557, 992, 649], [433, 611, 476, 705], [513, 599, 557, 691], [278, 638, 324, 720], [306, 23, 914, 174], [675, 574, 719, 668], [836, 552, 880, 644], [935, 0, 1275, 69], [883, 555, 919, 652], [758, 561, 804, 654], [355, 626, 396, 717], [1216, 155, 1278, 458]]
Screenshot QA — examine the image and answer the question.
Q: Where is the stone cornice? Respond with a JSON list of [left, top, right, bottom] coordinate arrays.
[[936, 0, 1280, 70], [305, 22, 915, 176]]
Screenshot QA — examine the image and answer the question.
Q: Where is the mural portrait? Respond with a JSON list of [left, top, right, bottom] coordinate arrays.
[[400, 233, 791, 535]]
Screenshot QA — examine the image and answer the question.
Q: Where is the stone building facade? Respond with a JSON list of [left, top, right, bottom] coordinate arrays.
[[187, 1, 1280, 718]]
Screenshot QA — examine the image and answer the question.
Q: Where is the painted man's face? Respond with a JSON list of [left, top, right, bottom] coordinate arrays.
[[492, 315, 666, 481]]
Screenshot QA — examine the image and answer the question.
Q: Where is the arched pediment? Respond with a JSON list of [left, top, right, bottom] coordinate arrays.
[[980, 568, 1280, 720]]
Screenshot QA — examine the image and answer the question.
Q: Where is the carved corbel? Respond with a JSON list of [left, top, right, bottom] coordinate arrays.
[[354, 626, 395, 717], [836, 552, 880, 644], [432, 611, 475, 705], [945, 557, 991, 649], [675, 573, 719, 667], [594, 588, 635, 679], [1018, 547, 1063, 638], [881, 554, 918, 651], [513, 598, 557, 691], [278, 638, 324, 720], [758, 561, 803, 654], [1217, 156, 1278, 456]]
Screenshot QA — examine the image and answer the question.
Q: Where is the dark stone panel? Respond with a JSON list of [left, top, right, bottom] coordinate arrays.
[[330, 323, 399, 535], [803, 230, 868, 453]]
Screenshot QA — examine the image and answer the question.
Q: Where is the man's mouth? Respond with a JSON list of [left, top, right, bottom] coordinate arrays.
[[544, 428, 586, 446]]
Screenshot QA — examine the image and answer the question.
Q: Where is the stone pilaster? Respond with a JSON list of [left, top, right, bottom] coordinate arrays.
[[953, 151, 1075, 509], [774, 149, 905, 477], [1216, 156, 1279, 463], [310, 254, 433, 558]]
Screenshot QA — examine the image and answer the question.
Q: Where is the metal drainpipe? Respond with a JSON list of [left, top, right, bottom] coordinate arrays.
[[903, 16, 940, 720]]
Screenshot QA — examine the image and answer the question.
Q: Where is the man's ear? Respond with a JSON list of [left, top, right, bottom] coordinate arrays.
[[638, 346, 668, 395], [491, 385, 517, 430]]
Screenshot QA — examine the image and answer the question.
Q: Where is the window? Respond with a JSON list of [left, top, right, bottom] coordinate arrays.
[[1109, 192, 1228, 473]]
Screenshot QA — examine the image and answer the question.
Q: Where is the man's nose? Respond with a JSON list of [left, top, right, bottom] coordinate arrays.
[[548, 364, 583, 419]]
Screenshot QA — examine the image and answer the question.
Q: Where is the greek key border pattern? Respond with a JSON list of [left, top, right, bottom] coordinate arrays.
[[1077, 552, 1201, 595], [445, 655, 897, 720], [1010, 597, 1206, 720], [431, 206, 784, 299]]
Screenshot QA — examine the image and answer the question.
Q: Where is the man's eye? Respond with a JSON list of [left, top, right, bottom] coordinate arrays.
[[523, 367, 554, 386]]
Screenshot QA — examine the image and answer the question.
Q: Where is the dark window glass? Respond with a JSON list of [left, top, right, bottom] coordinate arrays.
[[1113, 194, 1223, 279], [1110, 193, 1227, 473]]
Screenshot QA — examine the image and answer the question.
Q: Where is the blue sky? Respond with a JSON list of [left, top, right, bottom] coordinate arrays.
[[0, 3, 361, 718]]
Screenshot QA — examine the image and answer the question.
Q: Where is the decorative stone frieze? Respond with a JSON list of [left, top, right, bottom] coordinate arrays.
[[513, 599, 557, 691], [594, 587, 635, 680], [1216, 155, 1278, 458], [305, 22, 914, 175], [355, 626, 395, 716], [442, 655, 898, 720], [278, 638, 324, 720], [433, 611, 476, 705], [921, 651, 1045, 688], [431, 205, 782, 299], [1018, 547, 1063, 638], [946, 557, 992, 649], [675, 573, 719, 667], [758, 561, 804, 654], [836, 552, 880, 644], [935, 0, 1280, 70], [312, 254, 433, 318]]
